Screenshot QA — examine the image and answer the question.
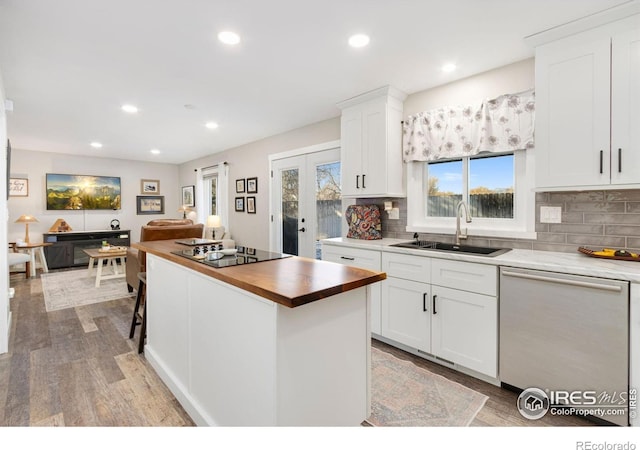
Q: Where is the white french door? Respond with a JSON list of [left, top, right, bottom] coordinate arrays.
[[270, 147, 341, 259]]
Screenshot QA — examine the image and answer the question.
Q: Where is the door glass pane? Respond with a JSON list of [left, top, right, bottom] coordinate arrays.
[[426, 159, 463, 217], [469, 154, 514, 218], [315, 162, 341, 259], [282, 168, 299, 256]]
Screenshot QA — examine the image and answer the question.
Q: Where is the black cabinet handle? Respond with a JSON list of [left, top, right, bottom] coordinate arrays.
[[432, 295, 437, 314], [356, 175, 360, 189], [340, 256, 355, 261], [599, 150, 603, 174], [423, 293, 428, 312], [362, 174, 366, 189], [619, 148, 622, 173]]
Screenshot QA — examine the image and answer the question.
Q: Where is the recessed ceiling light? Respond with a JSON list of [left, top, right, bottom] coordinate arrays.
[[442, 63, 457, 73], [348, 34, 370, 48], [218, 31, 241, 45], [121, 104, 138, 114], [90, 142, 103, 148], [150, 149, 161, 155], [205, 121, 219, 129]]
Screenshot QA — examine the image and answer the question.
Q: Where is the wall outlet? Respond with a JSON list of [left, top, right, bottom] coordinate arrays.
[[540, 206, 562, 223], [387, 208, 400, 220]]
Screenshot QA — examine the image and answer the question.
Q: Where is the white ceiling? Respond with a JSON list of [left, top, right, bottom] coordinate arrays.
[[0, 0, 633, 164]]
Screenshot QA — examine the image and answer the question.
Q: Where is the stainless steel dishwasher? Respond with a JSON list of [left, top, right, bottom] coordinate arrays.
[[500, 267, 629, 426]]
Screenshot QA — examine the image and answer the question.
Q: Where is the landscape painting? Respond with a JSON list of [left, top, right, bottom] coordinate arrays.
[[46, 173, 121, 210]]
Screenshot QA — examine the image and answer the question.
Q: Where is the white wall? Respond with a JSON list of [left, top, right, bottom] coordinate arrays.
[[1, 71, 9, 354], [404, 58, 534, 117], [8, 149, 180, 243], [178, 118, 340, 250]]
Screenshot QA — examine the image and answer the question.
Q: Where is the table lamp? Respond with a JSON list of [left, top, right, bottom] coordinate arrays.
[[206, 215, 222, 239], [15, 214, 38, 243], [178, 205, 191, 219]]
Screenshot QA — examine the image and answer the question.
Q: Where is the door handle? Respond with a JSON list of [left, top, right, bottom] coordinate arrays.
[[432, 295, 437, 314], [423, 293, 428, 312], [362, 174, 366, 189], [356, 175, 360, 189], [618, 148, 622, 173], [599, 150, 603, 174], [298, 227, 306, 232]]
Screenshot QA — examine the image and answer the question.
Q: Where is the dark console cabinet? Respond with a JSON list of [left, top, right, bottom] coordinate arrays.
[[43, 230, 131, 269]]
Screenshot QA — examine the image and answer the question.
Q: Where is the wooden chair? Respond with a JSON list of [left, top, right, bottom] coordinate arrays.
[[8, 243, 31, 278], [129, 272, 147, 353]]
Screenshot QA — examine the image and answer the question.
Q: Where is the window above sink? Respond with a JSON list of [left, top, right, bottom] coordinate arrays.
[[405, 149, 537, 240]]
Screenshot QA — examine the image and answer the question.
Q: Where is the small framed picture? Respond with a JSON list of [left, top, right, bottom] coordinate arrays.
[[236, 178, 245, 193], [235, 197, 245, 212], [247, 196, 256, 214], [136, 195, 165, 214], [246, 177, 258, 194], [181, 185, 195, 207], [141, 179, 160, 194], [9, 178, 28, 197]]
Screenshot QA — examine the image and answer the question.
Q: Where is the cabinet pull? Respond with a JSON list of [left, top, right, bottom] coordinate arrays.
[[432, 295, 437, 314], [340, 256, 355, 261], [618, 148, 622, 173], [356, 175, 360, 189], [599, 150, 603, 174], [362, 174, 366, 189], [423, 293, 428, 312]]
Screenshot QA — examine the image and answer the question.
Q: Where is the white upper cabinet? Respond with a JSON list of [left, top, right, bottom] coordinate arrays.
[[337, 86, 407, 197], [534, 15, 640, 190]]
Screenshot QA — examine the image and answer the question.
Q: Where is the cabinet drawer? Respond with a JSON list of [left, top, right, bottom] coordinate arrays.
[[382, 252, 430, 283], [321, 245, 381, 271], [431, 259, 497, 296]]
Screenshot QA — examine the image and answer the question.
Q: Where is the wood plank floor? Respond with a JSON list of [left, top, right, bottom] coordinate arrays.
[[2, 270, 595, 427], [1, 270, 195, 426]]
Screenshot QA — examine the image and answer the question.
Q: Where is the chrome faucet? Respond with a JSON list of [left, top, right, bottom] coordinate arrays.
[[455, 200, 472, 245]]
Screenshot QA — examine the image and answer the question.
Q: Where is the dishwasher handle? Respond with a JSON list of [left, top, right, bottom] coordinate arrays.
[[501, 270, 623, 293]]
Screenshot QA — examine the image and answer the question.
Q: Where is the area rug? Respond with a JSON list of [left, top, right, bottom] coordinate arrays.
[[368, 346, 488, 426], [41, 269, 134, 312]]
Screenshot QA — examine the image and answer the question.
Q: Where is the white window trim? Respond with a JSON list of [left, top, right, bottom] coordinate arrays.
[[406, 150, 536, 240], [196, 163, 229, 229]]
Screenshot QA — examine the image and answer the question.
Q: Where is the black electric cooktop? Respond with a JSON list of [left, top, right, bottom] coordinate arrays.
[[172, 245, 291, 268]]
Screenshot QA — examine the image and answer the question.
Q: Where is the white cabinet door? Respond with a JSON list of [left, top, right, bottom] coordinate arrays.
[[611, 27, 640, 185], [322, 244, 382, 335], [340, 108, 363, 196], [535, 35, 611, 189], [431, 285, 497, 378], [338, 86, 405, 198], [381, 277, 430, 351]]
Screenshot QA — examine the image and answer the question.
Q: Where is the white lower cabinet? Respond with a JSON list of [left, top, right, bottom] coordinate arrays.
[[431, 285, 497, 378], [381, 251, 498, 379], [381, 277, 430, 351], [321, 243, 382, 335]]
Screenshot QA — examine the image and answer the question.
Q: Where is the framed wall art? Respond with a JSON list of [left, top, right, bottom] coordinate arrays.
[[181, 185, 195, 207], [235, 197, 245, 212], [247, 196, 256, 214], [235, 178, 245, 193], [9, 178, 28, 197], [141, 179, 160, 194], [46, 173, 121, 210], [246, 177, 258, 194], [136, 195, 165, 214]]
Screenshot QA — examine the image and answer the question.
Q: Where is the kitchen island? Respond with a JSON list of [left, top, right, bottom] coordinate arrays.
[[132, 240, 386, 426]]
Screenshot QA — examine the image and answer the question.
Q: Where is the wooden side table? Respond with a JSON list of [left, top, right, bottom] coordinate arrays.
[[83, 247, 128, 287], [13, 242, 52, 278]]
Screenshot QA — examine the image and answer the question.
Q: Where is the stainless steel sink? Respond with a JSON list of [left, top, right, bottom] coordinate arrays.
[[390, 240, 511, 257]]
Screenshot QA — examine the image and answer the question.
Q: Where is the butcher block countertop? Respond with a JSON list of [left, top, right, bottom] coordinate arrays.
[[133, 240, 386, 308]]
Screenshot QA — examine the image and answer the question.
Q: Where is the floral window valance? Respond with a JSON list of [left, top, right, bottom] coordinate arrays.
[[402, 89, 535, 162]]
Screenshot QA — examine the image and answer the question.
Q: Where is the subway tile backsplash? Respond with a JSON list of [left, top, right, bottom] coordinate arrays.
[[353, 189, 640, 253]]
